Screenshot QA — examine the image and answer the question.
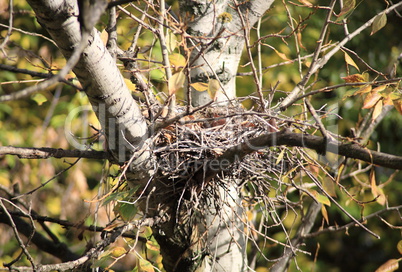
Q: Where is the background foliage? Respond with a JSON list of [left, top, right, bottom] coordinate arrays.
[[1, 0, 402, 271]]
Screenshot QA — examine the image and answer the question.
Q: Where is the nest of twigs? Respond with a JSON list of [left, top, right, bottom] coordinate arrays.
[[147, 104, 295, 208]]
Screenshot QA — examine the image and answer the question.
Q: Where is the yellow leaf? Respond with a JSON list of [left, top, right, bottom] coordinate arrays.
[[321, 205, 329, 225], [190, 82, 209, 92], [354, 84, 372, 96], [274, 48, 290, 61], [363, 91, 382, 109], [372, 99, 383, 121], [165, 30, 178, 53], [207, 79, 221, 100], [344, 51, 360, 72], [371, 100, 382, 121], [370, 169, 386, 206], [397, 240, 402, 255], [372, 84, 388, 93], [168, 53, 186, 69], [375, 259, 400, 272], [139, 259, 155, 272], [124, 78, 137, 92], [100, 29, 108, 46], [393, 99, 402, 115], [168, 71, 185, 95], [298, 0, 313, 7], [111, 246, 126, 258], [275, 148, 286, 165], [371, 12, 387, 36], [146, 240, 160, 252]]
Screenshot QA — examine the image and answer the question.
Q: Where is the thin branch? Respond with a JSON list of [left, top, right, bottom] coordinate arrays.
[[197, 128, 402, 185], [0, 146, 109, 160], [0, 64, 82, 90], [278, 1, 402, 111], [234, 0, 264, 110], [270, 201, 322, 272], [304, 205, 402, 238], [0, 23, 58, 47], [0, 0, 14, 56]]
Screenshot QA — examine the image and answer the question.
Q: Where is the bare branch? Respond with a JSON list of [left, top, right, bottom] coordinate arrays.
[[278, 1, 402, 111], [0, 146, 108, 160]]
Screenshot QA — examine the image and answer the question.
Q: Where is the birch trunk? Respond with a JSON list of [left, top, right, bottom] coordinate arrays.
[[27, 0, 273, 271]]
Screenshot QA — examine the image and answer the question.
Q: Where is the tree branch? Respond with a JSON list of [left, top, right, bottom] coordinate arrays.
[[0, 212, 80, 263], [0, 146, 109, 160], [199, 129, 402, 183]]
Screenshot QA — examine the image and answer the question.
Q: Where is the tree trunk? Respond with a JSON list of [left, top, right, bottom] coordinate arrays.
[[26, 1, 273, 271]]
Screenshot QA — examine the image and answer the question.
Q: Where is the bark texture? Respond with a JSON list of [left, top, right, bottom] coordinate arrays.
[[180, 0, 274, 106], [27, 0, 152, 182]]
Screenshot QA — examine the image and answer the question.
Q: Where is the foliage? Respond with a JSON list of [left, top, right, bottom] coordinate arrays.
[[1, 0, 402, 271]]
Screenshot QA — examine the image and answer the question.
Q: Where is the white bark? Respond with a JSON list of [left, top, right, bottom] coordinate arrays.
[[177, 1, 274, 271], [180, 0, 274, 106], [27, 0, 152, 181]]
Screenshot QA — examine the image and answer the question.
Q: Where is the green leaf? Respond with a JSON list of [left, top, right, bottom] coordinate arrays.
[[115, 201, 138, 221], [371, 12, 387, 36], [31, 93, 48, 105], [139, 259, 155, 272], [336, 0, 355, 21]]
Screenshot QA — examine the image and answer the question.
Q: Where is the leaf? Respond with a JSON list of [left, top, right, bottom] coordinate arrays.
[[190, 82, 209, 92], [341, 73, 365, 83], [372, 99, 383, 121], [91, 250, 112, 269], [371, 12, 387, 36], [165, 30, 178, 53], [207, 79, 221, 100], [310, 189, 331, 206], [375, 259, 400, 272], [146, 239, 160, 252], [344, 51, 360, 72], [393, 99, 402, 115], [139, 259, 155, 272], [298, 0, 313, 7], [100, 29, 108, 46], [168, 53, 186, 69], [273, 48, 290, 61], [354, 84, 372, 96], [323, 177, 337, 197], [31, 93, 48, 105], [397, 240, 402, 255], [168, 71, 185, 95], [114, 202, 138, 221], [337, 0, 355, 21], [321, 205, 329, 225], [275, 148, 286, 165], [372, 84, 388, 93], [111, 246, 126, 258], [370, 169, 386, 206], [363, 91, 382, 109]]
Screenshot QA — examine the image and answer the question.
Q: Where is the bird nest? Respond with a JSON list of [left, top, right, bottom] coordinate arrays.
[[149, 105, 294, 201]]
